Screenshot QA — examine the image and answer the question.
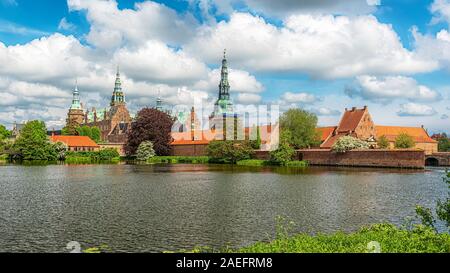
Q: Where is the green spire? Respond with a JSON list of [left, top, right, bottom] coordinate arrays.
[[156, 88, 163, 111], [111, 65, 126, 106], [214, 49, 233, 115], [70, 80, 82, 110]]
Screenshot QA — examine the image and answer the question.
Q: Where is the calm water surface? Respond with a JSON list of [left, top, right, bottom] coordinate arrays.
[[0, 163, 447, 253]]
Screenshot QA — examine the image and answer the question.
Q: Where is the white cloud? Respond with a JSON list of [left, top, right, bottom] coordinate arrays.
[[193, 68, 264, 94], [114, 40, 208, 85], [67, 0, 198, 49], [397, 103, 437, 116], [185, 13, 436, 79], [0, 0, 17, 7], [346, 75, 441, 102], [281, 92, 317, 103], [58, 18, 76, 31], [442, 114, 449, 119], [309, 107, 341, 116], [236, 93, 262, 104]]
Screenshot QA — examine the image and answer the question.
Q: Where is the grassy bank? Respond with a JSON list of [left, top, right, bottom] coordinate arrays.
[[148, 156, 210, 164], [186, 224, 450, 253], [65, 156, 120, 164], [147, 157, 309, 168]]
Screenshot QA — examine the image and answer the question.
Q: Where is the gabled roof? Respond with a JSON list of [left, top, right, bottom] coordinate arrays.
[[336, 108, 366, 133], [316, 126, 336, 142], [376, 126, 437, 143], [50, 136, 99, 147]]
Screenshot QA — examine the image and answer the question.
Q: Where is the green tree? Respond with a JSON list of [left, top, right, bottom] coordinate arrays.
[[0, 124, 11, 140], [377, 135, 390, 149], [61, 121, 79, 136], [77, 126, 92, 138], [136, 141, 156, 161], [394, 133, 415, 149], [332, 136, 370, 153], [279, 109, 320, 149], [13, 120, 57, 161], [438, 134, 450, 152], [270, 131, 295, 165], [250, 126, 262, 150], [207, 141, 254, 164], [91, 127, 101, 143], [53, 142, 68, 161]]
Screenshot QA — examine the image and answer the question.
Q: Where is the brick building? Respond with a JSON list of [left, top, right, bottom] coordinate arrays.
[[50, 135, 100, 152], [317, 106, 438, 155]]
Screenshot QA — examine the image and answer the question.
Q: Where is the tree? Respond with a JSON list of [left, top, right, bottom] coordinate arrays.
[[91, 127, 101, 143], [126, 108, 174, 156], [53, 142, 68, 161], [77, 126, 92, 138], [279, 109, 320, 149], [62, 121, 79, 136], [13, 120, 57, 161], [250, 126, 262, 150], [136, 141, 156, 161], [207, 141, 254, 164], [377, 135, 390, 149], [0, 124, 11, 140], [270, 130, 295, 165], [332, 136, 370, 153], [394, 133, 415, 149], [438, 134, 450, 152]]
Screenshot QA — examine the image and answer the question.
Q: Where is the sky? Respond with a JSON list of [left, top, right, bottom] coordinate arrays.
[[0, 0, 449, 133]]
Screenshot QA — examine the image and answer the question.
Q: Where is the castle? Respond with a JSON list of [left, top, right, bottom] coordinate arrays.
[[66, 67, 132, 143]]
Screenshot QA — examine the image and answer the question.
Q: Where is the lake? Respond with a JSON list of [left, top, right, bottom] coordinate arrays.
[[0, 164, 447, 253]]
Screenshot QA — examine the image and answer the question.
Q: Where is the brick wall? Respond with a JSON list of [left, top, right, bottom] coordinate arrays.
[[99, 143, 126, 156], [171, 144, 208, 157], [297, 149, 425, 168]]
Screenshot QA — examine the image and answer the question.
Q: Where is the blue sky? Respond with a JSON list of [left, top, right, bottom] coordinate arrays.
[[0, 0, 449, 133]]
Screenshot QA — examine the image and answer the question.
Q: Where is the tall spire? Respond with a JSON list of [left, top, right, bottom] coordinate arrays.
[[218, 49, 230, 101], [156, 88, 163, 111], [213, 49, 233, 115], [111, 65, 126, 106], [70, 79, 82, 110]]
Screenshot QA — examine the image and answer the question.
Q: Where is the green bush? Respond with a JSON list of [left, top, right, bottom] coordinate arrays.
[[270, 130, 295, 166], [394, 133, 415, 149], [377, 135, 390, 149], [332, 136, 370, 153], [0, 154, 8, 161], [13, 120, 58, 161], [207, 141, 254, 164], [136, 141, 156, 161], [65, 148, 120, 164]]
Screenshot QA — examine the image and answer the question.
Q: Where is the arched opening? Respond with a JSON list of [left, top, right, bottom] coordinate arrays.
[[425, 157, 439, 167]]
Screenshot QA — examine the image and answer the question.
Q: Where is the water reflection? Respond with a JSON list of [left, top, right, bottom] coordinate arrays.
[[0, 164, 446, 253]]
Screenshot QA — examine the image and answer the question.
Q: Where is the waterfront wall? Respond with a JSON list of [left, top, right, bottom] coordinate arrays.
[[171, 144, 208, 157], [297, 149, 425, 168]]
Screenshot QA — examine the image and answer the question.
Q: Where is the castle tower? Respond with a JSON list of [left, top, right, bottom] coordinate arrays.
[[66, 81, 85, 126], [213, 49, 234, 115], [111, 66, 126, 107], [156, 88, 163, 112]]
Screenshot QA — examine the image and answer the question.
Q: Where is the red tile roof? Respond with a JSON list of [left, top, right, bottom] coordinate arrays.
[[316, 126, 336, 142], [376, 126, 437, 143], [337, 108, 366, 133], [50, 136, 99, 147]]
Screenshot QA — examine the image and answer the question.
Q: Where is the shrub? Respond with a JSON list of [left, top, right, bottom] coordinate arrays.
[[136, 141, 156, 161], [332, 136, 370, 153], [270, 130, 295, 165], [13, 120, 58, 161], [394, 133, 415, 149], [207, 141, 254, 164], [53, 142, 68, 161], [285, 161, 308, 168], [377, 135, 390, 149]]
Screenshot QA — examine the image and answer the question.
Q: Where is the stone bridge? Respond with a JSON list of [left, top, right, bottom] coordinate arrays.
[[425, 153, 450, 167]]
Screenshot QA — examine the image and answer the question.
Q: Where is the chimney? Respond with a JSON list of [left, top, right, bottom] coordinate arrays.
[[352, 107, 356, 111], [363, 105, 368, 110]]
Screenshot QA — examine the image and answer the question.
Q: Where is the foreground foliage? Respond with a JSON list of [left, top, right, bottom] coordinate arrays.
[[236, 224, 450, 253], [136, 141, 156, 161], [332, 136, 370, 153]]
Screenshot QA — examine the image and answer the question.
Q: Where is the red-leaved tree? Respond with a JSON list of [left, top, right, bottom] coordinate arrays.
[[125, 108, 174, 156]]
